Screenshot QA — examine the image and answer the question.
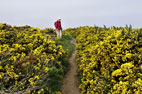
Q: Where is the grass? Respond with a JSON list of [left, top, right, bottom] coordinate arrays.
[[58, 34, 75, 56], [45, 34, 75, 93]]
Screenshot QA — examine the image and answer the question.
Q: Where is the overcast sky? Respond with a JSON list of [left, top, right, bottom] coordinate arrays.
[[0, 0, 142, 29]]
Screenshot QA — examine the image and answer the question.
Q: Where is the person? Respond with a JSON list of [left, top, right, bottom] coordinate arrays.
[[54, 18, 62, 38]]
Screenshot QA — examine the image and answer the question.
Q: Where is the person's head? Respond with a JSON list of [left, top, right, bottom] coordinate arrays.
[[58, 18, 61, 21]]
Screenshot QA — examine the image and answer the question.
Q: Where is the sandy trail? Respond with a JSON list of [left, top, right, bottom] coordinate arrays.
[[61, 38, 80, 94]]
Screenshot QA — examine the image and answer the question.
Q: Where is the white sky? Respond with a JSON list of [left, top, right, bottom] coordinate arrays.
[[0, 0, 142, 29]]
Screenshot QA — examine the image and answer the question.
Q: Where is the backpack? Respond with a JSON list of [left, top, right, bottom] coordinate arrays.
[[54, 21, 57, 27]]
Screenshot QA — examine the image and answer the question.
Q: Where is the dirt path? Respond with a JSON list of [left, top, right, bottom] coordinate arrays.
[[61, 38, 81, 94]]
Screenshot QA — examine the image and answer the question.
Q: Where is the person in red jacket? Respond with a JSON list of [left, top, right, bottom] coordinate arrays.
[[54, 18, 62, 38]]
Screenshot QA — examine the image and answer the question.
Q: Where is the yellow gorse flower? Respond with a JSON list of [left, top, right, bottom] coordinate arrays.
[[65, 26, 142, 94], [0, 23, 66, 93]]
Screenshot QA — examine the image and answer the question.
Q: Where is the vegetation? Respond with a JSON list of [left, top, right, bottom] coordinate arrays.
[[57, 34, 75, 57], [0, 23, 74, 94], [65, 25, 142, 94], [1, 23, 142, 94]]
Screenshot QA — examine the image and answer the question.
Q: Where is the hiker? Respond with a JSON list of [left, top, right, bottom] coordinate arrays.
[[54, 18, 62, 38]]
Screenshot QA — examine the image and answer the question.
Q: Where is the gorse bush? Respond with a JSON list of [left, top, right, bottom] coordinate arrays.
[[0, 23, 66, 94], [1, 22, 142, 94], [65, 26, 142, 94]]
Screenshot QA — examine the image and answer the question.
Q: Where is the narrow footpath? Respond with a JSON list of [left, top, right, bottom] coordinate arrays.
[[61, 38, 81, 94]]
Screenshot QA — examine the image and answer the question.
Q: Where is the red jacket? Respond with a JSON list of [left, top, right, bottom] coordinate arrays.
[[55, 21, 62, 30]]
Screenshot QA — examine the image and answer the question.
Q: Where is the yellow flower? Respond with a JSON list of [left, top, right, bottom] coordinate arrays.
[[112, 69, 122, 77], [0, 66, 2, 69], [44, 67, 49, 73], [126, 53, 132, 58], [35, 76, 39, 80], [0, 72, 4, 79]]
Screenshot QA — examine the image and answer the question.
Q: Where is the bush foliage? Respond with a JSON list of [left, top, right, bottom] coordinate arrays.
[[65, 26, 142, 94], [0, 23, 67, 94]]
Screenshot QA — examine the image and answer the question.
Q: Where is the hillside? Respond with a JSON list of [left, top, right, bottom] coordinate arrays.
[[1, 23, 142, 94]]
